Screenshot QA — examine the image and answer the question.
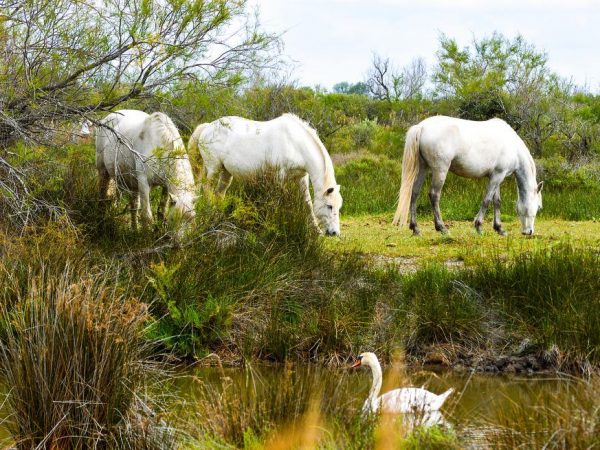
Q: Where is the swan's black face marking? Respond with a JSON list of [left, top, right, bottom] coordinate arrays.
[[351, 355, 363, 368]]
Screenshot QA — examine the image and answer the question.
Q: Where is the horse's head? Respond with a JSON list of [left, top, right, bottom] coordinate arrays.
[[517, 181, 543, 235], [314, 185, 343, 236], [167, 154, 197, 223], [168, 190, 197, 223]]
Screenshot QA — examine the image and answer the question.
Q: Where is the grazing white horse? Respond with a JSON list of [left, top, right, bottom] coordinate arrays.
[[392, 116, 543, 236], [188, 114, 343, 236], [96, 109, 196, 228]]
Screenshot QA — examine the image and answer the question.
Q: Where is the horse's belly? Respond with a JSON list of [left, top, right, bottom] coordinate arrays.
[[104, 157, 141, 191], [221, 150, 302, 177], [449, 157, 492, 179]]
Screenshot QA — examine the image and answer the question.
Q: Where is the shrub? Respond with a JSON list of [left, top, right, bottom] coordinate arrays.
[[0, 267, 172, 449]]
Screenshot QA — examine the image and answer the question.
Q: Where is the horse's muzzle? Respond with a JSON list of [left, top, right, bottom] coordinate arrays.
[[325, 230, 340, 237]]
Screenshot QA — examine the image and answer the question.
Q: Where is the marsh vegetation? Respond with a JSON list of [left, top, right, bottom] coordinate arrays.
[[2, 1, 600, 446]]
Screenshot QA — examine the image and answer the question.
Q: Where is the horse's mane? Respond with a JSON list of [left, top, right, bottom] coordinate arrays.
[[148, 112, 186, 154], [282, 113, 336, 186]]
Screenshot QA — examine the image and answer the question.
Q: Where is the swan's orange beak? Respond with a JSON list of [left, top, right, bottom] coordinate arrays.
[[350, 359, 361, 368]]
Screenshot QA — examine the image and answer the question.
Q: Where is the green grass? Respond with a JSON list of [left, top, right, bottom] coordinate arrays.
[[327, 215, 600, 265], [335, 154, 600, 220]]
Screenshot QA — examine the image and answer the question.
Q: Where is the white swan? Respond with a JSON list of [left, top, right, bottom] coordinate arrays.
[[351, 352, 454, 415]]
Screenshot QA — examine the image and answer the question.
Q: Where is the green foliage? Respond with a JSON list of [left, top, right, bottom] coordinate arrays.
[[144, 172, 379, 360], [333, 81, 370, 95], [335, 155, 402, 215], [401, 265, 486, 352], [1, 0, 275, 147], [400, 425, 460, 449]]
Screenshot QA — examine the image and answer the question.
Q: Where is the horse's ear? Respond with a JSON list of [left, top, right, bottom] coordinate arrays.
[[325, 187, 334, 195], [537, 181, 544, 193]]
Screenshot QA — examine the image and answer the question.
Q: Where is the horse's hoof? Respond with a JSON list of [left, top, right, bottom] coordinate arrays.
[[494, 224, 507, 236], [435, 223, 448, 234], [412, 229, 421, 236]]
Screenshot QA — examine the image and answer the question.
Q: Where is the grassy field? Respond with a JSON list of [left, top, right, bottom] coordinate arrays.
[[328, 216, 600, 267]]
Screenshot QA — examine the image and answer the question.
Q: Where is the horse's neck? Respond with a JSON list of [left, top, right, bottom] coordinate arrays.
[[298, 130, 335, 192], [166, 147, 194, 193], [515, 149, 537, 197]]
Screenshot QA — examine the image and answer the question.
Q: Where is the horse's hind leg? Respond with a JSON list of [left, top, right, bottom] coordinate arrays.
[[492, 187, 507, 236], [474, 173, 504, 234], [98, 168, 111, 207], [409, 160, 427, 236], [429, 169, 448, 233], [216, 170, 233, 196]]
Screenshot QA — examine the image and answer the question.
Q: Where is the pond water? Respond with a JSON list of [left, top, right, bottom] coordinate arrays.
[[0, 363, 590, 447], [175, 363, 591, 447]]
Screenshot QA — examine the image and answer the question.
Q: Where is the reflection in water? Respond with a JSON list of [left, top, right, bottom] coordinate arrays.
[[177, 364, 587, 446]]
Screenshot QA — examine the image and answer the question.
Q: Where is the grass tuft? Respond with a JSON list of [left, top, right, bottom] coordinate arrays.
[[0, 266, 173, 449]]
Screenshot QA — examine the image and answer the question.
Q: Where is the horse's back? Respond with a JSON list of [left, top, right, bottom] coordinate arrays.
[[96, 110, 156, 188], [198, 115, 308, 175], [418, 116, 525, 177]]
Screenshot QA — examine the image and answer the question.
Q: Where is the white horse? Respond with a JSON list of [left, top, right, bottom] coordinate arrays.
[[188, 114, 343, 236], [96, 109, 196, 228], [392, 116, 543, 236]]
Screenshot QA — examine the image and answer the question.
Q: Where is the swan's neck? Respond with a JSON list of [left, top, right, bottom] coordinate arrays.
[[365, 359, 383, 412]]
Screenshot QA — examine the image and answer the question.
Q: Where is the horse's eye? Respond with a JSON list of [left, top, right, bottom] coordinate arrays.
[[327, 205, 333, 211]]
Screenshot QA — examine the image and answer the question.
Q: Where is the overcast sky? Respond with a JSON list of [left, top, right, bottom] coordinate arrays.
[[251, 0, 600, 92]]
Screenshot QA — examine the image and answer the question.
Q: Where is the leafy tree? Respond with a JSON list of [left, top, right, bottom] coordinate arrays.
[[0, 0, 277, 147], [333, 81, 369, 96]]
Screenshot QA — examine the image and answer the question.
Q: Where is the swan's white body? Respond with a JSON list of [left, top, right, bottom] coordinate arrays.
[[353, 352, 454, 415]]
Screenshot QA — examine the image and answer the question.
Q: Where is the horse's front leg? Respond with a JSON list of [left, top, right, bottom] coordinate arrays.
[[138, 180, 154, 228], [474, 174, 503, 234], [299, 174, 322, 233], [156, 187, 169, 223], [129, 192, 140, 230], [429, 170, 448, 233]]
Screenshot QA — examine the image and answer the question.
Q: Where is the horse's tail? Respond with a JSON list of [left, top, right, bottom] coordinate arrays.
[[392, 124, 422, 226], [188, 123, 208, 156], [432, 388, 454, 410]]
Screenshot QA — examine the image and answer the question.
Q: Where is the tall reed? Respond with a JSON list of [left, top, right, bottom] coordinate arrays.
[[0, 266, 172, 449]]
